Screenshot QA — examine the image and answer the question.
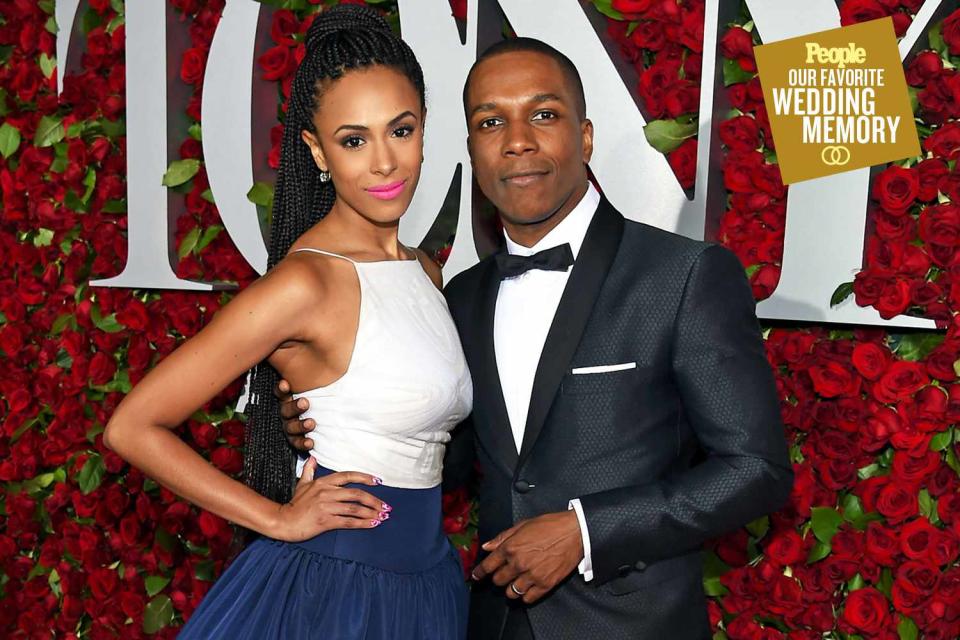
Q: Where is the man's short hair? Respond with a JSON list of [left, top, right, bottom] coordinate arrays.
[[463, 37, 587, 119]]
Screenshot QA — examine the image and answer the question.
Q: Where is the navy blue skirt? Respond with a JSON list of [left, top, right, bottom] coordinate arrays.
[[177, 466, 468, 639]]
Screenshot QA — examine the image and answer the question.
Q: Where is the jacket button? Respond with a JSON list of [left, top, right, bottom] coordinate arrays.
[[513, 480, 532, 493], [617, 564, 632, 577], [635, 560, 647, 571]]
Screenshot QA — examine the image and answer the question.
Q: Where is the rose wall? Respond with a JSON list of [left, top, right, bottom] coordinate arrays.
[[1, 0, 959, 637]]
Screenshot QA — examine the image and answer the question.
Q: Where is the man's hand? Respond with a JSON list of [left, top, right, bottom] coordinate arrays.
[[471, 511, 583, 604], [276, 379, 314, 452]]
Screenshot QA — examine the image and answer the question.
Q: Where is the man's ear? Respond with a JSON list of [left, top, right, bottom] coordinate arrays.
[[300, 129, 328, 173], [581, 119, 594, 165]]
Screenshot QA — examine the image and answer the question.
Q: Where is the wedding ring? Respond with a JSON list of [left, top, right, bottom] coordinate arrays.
[[510, 583, 525, 596]]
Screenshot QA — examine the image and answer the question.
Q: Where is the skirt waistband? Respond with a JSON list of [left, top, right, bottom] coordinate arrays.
[[287, 465, 451, 573]]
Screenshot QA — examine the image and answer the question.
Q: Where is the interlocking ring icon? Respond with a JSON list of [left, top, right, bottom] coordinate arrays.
[[821, 145, 851, 166]]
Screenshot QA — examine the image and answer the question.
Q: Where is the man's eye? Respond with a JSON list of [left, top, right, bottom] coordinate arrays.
[[341, 136, 364, 149], [478, 118, 501, 129], [393, 125, 415, 138], [532, 111, 557, 121]]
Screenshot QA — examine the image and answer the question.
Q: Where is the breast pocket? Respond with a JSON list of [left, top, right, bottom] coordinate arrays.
[[560, 362, 643, 396]]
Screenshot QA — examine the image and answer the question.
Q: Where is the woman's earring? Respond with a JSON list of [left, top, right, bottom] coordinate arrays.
[[319, 170, 331, 183]]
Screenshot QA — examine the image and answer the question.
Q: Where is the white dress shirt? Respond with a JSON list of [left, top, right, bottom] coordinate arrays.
[[493, 182, 600, 582]]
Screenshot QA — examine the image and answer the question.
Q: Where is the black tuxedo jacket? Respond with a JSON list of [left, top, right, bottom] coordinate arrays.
[[442, 199, 793, 640]]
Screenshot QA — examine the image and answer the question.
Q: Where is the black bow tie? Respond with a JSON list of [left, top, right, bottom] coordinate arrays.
[[495, 243, 575, 280]]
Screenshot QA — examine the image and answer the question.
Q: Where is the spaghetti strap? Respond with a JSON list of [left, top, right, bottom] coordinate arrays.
[[290, 247, 358, 264]]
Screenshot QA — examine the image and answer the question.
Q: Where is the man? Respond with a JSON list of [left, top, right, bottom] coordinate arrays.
[[280, 38, 793, 640]]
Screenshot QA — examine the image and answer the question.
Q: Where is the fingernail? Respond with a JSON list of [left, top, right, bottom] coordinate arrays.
[[470, 572, 479, 581], [379, 511, 390, 521], [382, 503, 392, 511], [373, 477, 383, 485], [298, 399, 306, 409], [371, 519, 381, 527]]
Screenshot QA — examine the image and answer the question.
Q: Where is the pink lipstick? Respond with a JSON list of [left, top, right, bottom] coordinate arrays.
[[366, 180, 406, 200]]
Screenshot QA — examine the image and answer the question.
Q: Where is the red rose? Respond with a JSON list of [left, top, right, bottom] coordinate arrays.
[[866, 522, 900, 566], [270, 9, 300, 46], [87, 567, 118, 600], [765, 529, 806, 566], [943, 10, 960, 55], [808, 360, 859, 398], [924, 203, 960, 248], [871, 166, 919, 215], [210, 446, 243, 474], [924, 123, 960, 159], [851, 342, 889, 379], [180, 47, 205, 85], [719, 26, 754, 63], [900, 517, 938, 562], [892, 449, 942, 484], [668, 138, 697, 189], [720, 116, 761, 152], [630, 20, 666, 51], [876, 480, 919, 524], [906, 51, 944, 87], [612, 0, 653, 19], [874, 361, 929, 403], [88, 351, 116, 386], [876, 279, 912, 319], [840, 587, 890, 635], [258, 45, 294, 82]]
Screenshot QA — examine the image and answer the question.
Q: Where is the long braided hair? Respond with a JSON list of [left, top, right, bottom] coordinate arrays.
[[241, 4, 426, 509]]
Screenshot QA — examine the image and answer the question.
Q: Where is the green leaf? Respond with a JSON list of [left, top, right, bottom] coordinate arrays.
[[45, 15, 57, 34], [811, 507, 844, 545], [81, 8, 102, 34], [196, 225, 223, 253], [106, 14, 124, 34], [188, 123, 202, 141], [744, 264, 760, 278], [178, 227, 200, 259], [701, 550, 730, 579], [919, 488, 939, 524], [930, 21, 947, 57], [0, 88, 9, 117], [38, 53, 56, 80], [830, 281, 854, 307], [50, 314, 74, 334], [745, 515, 769, 539], [194, 559, 215, 581], [931, 428, 954, 451], [0, 122, 21, 159], [702, 576, 729, 596], [90, 304, 125, 333], [81, 168, 96, 204], [55, 348, 73, 369], [847, 573, 865, 591], [33, 115, 64, 147], [33, 228, 54, 247], [894, 332, 945, 362], [144, 575, 170, 597], [946, 445, 960, 476], [162, 159, 201, 187], [643, 118, 698, 154], [723, 57, 755, 86], [77, 454, 105, 495], [591, 0, 624, 20], [102, 199, 126, 213], [807, 539, 831, 564], [200, 188, 216, 203], [143, 594, 174, 634], [898, 615, 919, 640], [246, 181, 275, 207]]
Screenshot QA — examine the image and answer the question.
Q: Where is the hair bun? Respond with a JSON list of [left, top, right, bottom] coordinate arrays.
[[305, 4, 393, 53]]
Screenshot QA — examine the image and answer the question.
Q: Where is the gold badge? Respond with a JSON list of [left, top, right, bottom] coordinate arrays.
[[753, 17, 920, 184]]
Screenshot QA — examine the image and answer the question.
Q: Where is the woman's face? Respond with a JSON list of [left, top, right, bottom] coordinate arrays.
[[301, 65, 424, 226]]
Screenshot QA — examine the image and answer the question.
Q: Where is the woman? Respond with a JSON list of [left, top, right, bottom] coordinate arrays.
[[103, 5, 472, 638]]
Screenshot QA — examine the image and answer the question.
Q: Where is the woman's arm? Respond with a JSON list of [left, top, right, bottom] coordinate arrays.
[[103, 259, 384, 540]]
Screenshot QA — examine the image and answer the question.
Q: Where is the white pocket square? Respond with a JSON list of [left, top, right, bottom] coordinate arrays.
[[571, 362, 637, 375]]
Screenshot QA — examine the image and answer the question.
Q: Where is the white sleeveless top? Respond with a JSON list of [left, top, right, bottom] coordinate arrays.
[[290, 248, 472, 489]]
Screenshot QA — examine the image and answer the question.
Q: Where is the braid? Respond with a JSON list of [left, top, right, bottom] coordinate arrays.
[[240, 4, 426, 516]]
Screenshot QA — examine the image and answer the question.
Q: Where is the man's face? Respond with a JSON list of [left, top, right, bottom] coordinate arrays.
[[465, 51, 593, 230]]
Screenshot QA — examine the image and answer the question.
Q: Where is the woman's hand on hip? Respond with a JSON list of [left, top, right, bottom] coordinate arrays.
[[271, 457, 390, 542]]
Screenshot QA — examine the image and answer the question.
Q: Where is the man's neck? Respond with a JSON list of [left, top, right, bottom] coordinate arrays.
[[502, 181, 590, 248]]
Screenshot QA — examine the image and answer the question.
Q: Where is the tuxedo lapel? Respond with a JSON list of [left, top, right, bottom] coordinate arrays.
[[474, 259, 520, 473], [516, 199, 625, 470]]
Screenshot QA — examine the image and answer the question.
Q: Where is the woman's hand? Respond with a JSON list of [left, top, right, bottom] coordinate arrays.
[[272, 457, 390, 542]]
